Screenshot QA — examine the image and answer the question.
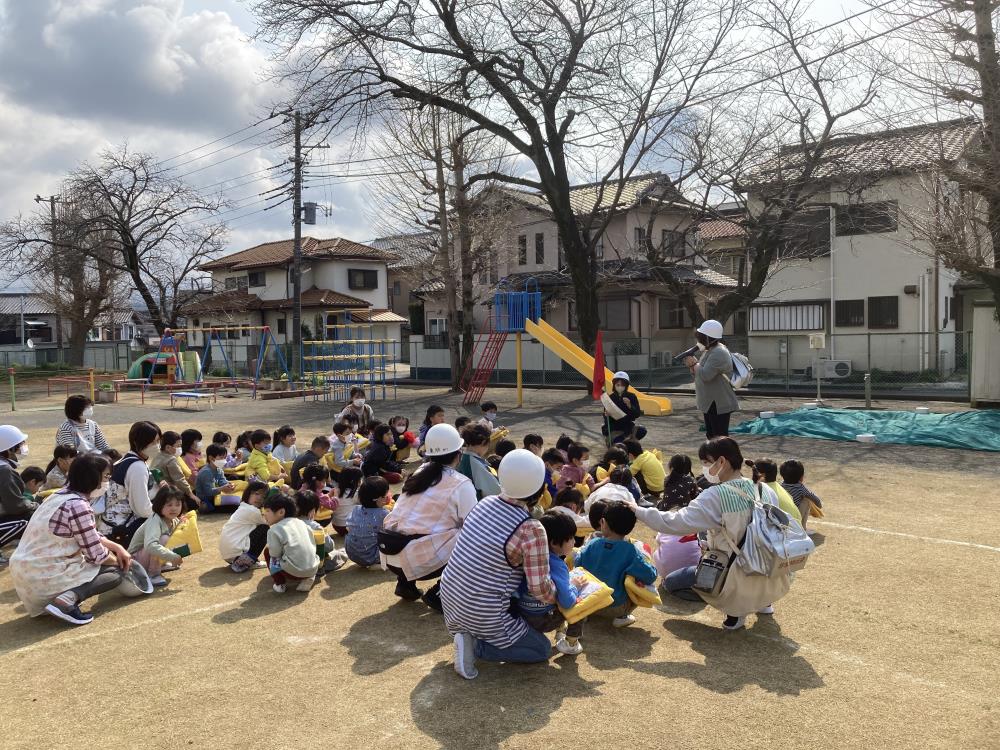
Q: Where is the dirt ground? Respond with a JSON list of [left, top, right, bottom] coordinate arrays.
[[1, 385, 998, 749]]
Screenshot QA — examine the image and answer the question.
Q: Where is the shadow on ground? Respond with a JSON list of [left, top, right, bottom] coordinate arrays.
[[341, 599, 449, 676]]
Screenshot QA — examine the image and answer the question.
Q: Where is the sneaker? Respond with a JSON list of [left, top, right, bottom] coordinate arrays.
[[44, 602, 94, 626], [555, 638, 583, 656], [252, 560, 267, 569], [296, 577, 314, 592], [722, 615, 746, 630], [230, 554, 255, 574], [612, 614, 636, 628], [757, 604, 775, 615], [421, 588, 443, 613], [0, 552, 8, 567], [160, 563, 179, 573], [150, 575, 168, 587], [394, 580, 422, 602], [272, 583, 287, 594], [453, 632, 478, 680]]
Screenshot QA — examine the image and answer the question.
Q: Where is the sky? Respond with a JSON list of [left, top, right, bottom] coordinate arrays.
[[0, 0, 871, 292]]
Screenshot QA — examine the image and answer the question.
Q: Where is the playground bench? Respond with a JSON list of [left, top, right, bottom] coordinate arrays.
[[170, 391, 216, 410]]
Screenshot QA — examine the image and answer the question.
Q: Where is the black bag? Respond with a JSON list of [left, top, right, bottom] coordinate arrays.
[[377, 528, 424, 555], [104, 518, 134, 547]]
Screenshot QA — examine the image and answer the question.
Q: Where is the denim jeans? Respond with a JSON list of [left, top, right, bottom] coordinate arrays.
[[664, 564, 704, 602], [474, 626, 551, 664]]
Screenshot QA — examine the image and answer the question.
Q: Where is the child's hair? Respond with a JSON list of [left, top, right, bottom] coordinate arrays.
[[102, 448, 122, 463], [264, 493, 297, 517], [567, 444, 589, 463], [152, 485, 187, 515], [744, 460, 761, 484], [20, 465, 45, 485], [622, 439, 643, 458], [610, 466, 633, 487], [46, 444, 78, 473], [486, 454, 502, 471], [599, 447, 628, 467], [541, 448, 565, 466], [273, 425, 295, 445], [523, 433, 543, 450], [294, 490, 319, 517], [390, 415, 409, 429], [539, 510, 577, 547], [332, 422, 352, 437], [588, 499, 609, 530], [422, 405, 444, 426], [242, 480, 268, 503], [235, 431, 253, 452], [359, 476, 390, 508], [250, 429, 270, 447], [454, 416, 471, 429], [554, 486, 584, 512], [302, 463, 330, 487], [372, 424, 393, 444], [337, 467, 363, 497], [366, 420, 385, 437], [461, 424, 491, 447], [495, 439, 515, 457], [668, 454, 693, 477], [779, 459, 805, 484], [753, 458, 779, 483], [342, 413, 360, 428], [181, 429, 202, 454], [206, 444, 227, 460], [160, 430, 181, 450], [311, 435, 332, 450], [349, 386, 366, 400], [602, 501, 637, 535], [480, 401, 497, 412], [555, 434, 574, 453], [212, 431, 231, 445]]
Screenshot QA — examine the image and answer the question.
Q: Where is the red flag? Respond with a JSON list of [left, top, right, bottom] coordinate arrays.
[[592, 330, 606, 400]]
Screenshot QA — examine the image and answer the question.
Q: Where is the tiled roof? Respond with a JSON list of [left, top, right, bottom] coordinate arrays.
[[181, 290, 261, 315], [0, 294, 136, 322], [259, 288, 371, 310], [413, 280, 445, 295], [746, 118, 982, 186], [370, 232, 438, 270], [350, 309, 407, 323], [201, 237, 395, 272], [182, 287, 371, 315], [500, 172, 687, 216], [499, 259, 737, 291], [698, 218, 746, 240]]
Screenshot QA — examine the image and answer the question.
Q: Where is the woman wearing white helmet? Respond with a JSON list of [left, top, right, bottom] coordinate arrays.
[[440, 449, 557, 680], [0, 425, 35, 566], [379, 423, 476, 611], [682, 320, 739, 438], [602, 372, 647, 443]]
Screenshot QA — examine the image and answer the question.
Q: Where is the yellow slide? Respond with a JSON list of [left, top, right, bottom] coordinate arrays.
[[524, 318, 672, 416]]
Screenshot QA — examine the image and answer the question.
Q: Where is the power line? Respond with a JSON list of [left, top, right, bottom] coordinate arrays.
[[155, 115, 279, 168], [163, 122, 284, 172]]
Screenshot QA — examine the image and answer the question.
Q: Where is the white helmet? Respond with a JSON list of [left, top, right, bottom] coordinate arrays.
[[612, 371, 629, 382], [0, 425, 28, 453], [422, 423, 464, 456], [696, 319, 724, 339], [498, 449, 546, 499]]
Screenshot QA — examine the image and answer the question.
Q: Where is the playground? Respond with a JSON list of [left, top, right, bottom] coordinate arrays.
[[1, 385, 998, 750]]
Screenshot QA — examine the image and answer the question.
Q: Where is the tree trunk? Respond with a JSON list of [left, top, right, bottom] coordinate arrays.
[[550, 206, 598, 351], [452, 143, 476, 371], [430, 114, 462, 391], [66, 325, 89, 368]]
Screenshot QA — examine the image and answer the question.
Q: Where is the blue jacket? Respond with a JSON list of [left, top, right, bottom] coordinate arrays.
[[195, 465, 227, 505], [576, 536, 657, 606], [515, 552, 577, 615]]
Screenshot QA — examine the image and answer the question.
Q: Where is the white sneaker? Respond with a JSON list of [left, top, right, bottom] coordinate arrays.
[[272, 583, 287, 593], [555, 638, 583, 655], [757, 604, 775, 615], [722, 615, 746, 630], [453, 632, 478, 680], [296, 578, 314, 593], [612, 614, 636, 628]]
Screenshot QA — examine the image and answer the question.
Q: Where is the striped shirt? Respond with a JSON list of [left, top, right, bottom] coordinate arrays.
[[55, 419, 110, 453]]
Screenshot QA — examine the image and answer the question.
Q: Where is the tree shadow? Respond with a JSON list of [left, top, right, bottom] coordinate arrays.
[[569, 615, 658, 672], [319, 564, 394, 602], [809, 531, 826, 548], [198, 565, 257, 589], [210, 575, 310, 624], [341, 599, 449, 676], [410, 658, 605, 750], [632, 617, 824, 696]]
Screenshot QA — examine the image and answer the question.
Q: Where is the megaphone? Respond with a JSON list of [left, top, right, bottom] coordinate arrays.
[[25, 338, 35, 350], [672, 344, 699, 364]]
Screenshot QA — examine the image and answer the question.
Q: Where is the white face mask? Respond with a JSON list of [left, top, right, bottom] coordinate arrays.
[[82, 406, 95, 419], [485, 412, 497, 421], [144, 442, 159, 458], [18, 444, 29, 457], [701, 461, 722, 485], [90, 482, 109, 500], [213, 459, 227, 469], [353, 398, 366, 408], [696, 342, 706, 351], [194, 441, 202, 451], [395, 425, 406, 434], [614, 384, 626, 394]]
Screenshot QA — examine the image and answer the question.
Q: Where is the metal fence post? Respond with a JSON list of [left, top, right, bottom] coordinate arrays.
[[864, 371, 871, 409], [647, 337, 653, 390], [8, 368, 15, 412], [866, 332, 872, 375], [541, 341, 546, 386], [784, 335, 790, 395]]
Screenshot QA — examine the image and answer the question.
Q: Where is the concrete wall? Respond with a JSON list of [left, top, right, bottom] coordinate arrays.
[[313, 260, 389, 308]]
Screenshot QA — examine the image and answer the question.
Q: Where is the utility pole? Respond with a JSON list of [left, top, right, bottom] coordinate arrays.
[[34, 195, 64, 352], [292, 111, 303, 379]]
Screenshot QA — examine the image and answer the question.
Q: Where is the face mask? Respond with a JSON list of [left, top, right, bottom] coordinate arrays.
[[213, 459, 227, 469], [144, 442, 159, 458], [353, 398, 366, 407], [18, 444, 29, 457], [82, 406, 94, 419], [701, 461, 722, 484], [614, 384, 626, 394], [395, 425, 406, 434], [262, 444, 273, 453], [194, 441, 202, 451], [696, 342, 706, 351], [90, 482, 109, 500], [485, 412, 497, 421]]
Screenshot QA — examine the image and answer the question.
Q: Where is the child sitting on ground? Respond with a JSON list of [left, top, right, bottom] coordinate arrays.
[[555, 435, 574, 463], [263, 493, 320, 593], [780, 459, 822, 532], [329, 422, 363, 473], [458, 425, 502, 500], [575, 501, 657, 628], [330, 466, 363, 536], [587, 499, 609, 540], [753, 458, 802, 523], [294, 490, 345, 576], [550, 487, 590, 545], [558, 444, 595, 492], [213, 432, 238, 468], [180, 429, 203, 474], [659, 454, 700, 511], [128, 485, 186, 587], [345, 476, 391, 568], [235, 431, 253, 463], [652, 457, 703, 578], [195, 444, 236, 511], [417, 405, 445, 449], [523, 434, 543, 456], [477, 401, 500, 432], [43, 446, 77, 491], [541, 448, 565, 501], [20, 466, 45, 500], [246, 429, 279, 482], [361, 424, 404, 484], [454, 416, 471, 430], [389, 415, 416, 461], [220, 480, 270, 573], [513, 510, 585, 655], [301, 464, 338, 525], [271, 425, 299, 463], [624, 439, 665, 499], [585, 466, 637, 511]]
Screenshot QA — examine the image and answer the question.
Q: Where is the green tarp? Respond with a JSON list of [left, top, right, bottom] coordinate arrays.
[[730, 408, 1000, 452]]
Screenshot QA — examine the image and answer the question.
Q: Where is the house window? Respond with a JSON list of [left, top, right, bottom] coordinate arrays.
[[428, 317, 447, 335], [835, 299, 865, 327], [518, 235, 527, 265], [594, 235, 604, 259], [662, 230, 686, 258], [836, 201, 898, 236], [750, 303, 825, 332], [868, 295, 899, 329], [277, 318, 286, 335], [248, 271, 266, 288], [658, 298, 693, 329], [569, 299, 631, 331], [348, 269, 378, 290], [777, 208, 831, 258], [224, 276, 249, 291], [534, 233, 545, 264], [634, 226, 648, 248], [392, 280, 401, 296]]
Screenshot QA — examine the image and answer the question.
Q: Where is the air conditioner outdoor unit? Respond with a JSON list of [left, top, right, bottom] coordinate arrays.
[[823, 359, 852, 379]]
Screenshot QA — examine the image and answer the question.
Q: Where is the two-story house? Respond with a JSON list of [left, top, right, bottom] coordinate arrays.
[[183, 236, 405, 349]]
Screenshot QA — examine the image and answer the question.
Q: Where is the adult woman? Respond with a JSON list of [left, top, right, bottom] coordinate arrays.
[[100, 421, 162, 546], [0, 425, 35, 565], [682, 320, 739, 438], [10, 453, 135, 626], [380, 424, 476, 611], [55, 395, 110, 454], [601, 372, 647, 443], [631, 437, 790, 630], [336, 386, 375, 434], [441, 449, 555, 680]]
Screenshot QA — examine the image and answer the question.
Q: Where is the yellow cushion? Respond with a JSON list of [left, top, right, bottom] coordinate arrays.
[[595, 463, 617, 483], [539, 488, 552, 511], [224, 463, 248, 478], [281, 460, 294, 473], [313, 528, 327, 557], [574, 482, 591, 499], [176, 457, 192, 479], [809, 500, 824, 518], [315, 506, 333, 522], [166, 511, 202, 556], [559, 568, 615, 624], [625, 538, 660, 607], [37, 488, 61, 500]]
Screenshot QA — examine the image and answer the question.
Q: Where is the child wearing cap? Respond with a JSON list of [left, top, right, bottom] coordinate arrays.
[[602, 372, 646, 443]]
